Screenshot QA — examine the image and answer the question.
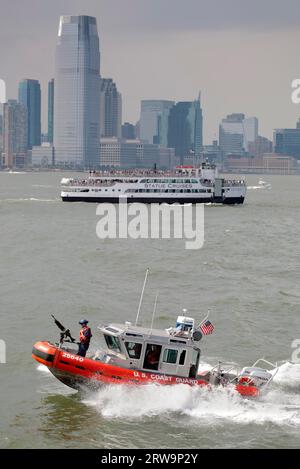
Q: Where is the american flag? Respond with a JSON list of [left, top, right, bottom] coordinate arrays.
[[199, 319, 214, 335]]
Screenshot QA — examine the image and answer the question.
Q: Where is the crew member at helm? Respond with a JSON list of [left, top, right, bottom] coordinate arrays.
[[78, 319, 92, 357]]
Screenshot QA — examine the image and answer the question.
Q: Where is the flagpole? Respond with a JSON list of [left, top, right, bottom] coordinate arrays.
[[197, 309, 210, 329]]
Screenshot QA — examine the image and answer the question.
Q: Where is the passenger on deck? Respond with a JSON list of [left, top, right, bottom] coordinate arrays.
[[77, 319, 92, 357], [145, 346, 160, 370]]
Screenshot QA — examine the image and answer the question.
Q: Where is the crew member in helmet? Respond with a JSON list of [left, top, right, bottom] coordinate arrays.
[[78, 319, 92, 357]]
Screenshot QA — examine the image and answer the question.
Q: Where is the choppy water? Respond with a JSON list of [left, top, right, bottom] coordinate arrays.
[[0, 171, 299, 449]]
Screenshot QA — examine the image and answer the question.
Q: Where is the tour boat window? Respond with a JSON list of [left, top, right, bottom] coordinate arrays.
[[163, 348, 178, 364], [104, 334, 121, 353], [125, 342, 142, 359], [179, 350, 186, 365]]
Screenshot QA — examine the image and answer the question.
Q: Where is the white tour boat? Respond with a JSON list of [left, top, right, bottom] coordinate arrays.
[[61, 161, 246, 204]]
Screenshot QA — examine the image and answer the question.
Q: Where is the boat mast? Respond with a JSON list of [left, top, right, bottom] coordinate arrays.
[[135, 268, 150, 326], [149, 291, 159, 334]]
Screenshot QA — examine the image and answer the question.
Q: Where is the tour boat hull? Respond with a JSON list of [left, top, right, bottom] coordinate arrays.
[[61, 195, 245, 204]]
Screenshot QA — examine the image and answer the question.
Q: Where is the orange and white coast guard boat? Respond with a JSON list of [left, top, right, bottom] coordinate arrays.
[[32, 314, 277, 398]]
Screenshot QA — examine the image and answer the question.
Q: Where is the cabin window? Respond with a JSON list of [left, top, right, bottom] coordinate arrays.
[[143, 344, 162, 371], [179, 350, 186, 365], [125, 342, 142, 359], [104, 334, 121, 353], [163, 348, 178, 364]]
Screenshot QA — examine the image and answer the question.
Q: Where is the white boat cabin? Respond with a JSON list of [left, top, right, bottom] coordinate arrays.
[[96, 316, 201, 379]]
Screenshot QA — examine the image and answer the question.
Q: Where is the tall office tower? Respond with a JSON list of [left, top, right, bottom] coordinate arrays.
[[54, 15, 101, 168], [48, 79, 54, 144], [0, 84, 5, 161], [0, 111, 3, 165], [140, 100, 174, 145], [2, 100, 28, 168], [219, 113, 258, 156], [121, 122, 136, 140], [18, 79, 41, 149], [100, 78, 122, 138], [167, 96, 203, 164], [274, 127, 300, 160]]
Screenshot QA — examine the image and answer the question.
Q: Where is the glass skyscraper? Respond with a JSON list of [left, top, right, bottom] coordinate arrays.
[[167, 96, 203, 164], [54, 15, 101, 168], [3, 100, 28, 168], [140, 100, 174, 146], [100, 78, 122, 138], [18, 79, 41, 149], [274, 127, 300, 160], [219, 113, 258, 156], [48, 79, 54, 144]]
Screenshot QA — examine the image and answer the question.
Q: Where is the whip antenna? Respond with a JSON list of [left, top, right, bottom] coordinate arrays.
[[150, 291, 159, 334], [135, 268, 150, 326]]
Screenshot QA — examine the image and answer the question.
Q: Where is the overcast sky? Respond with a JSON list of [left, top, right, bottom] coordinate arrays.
[[1, 0, 300, 142]]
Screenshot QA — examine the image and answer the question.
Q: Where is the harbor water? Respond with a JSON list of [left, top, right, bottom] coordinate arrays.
[[0, 171, 299, 448]]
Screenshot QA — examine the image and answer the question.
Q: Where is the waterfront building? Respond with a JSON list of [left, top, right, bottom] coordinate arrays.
[[122, 122, 136, 140], [54, 15, 101, 168], [48, 79, 54, 144], [0, 106, 3, 163], [100, 78, 122, 138], [248, 136, 272, 158], [31, 143, 54, 167], [274, 125, 300, 160], [225, 153, 297, 174], [167, 96, 203, 164], [100, 137, 175, 168], [202, 140, 223, 165], [140, 100, 174, 146], [2, 100, 28, 168], [219, 113, 258, 156], [18, 79, 41, 149]]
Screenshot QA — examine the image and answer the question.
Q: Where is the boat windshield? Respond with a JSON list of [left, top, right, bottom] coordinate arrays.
[[104, 334, 121, 353]]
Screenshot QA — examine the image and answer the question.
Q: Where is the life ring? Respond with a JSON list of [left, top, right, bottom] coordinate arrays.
[[238, 376, 254, 386]]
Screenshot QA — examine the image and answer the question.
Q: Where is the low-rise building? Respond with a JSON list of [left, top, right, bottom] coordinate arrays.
[[100, 137, 175, 169], [31, 143, 54, 167], [225, 152, 297, 174]]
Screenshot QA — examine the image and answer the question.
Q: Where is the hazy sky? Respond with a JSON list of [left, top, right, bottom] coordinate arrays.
[[1, 0, 300, 143]]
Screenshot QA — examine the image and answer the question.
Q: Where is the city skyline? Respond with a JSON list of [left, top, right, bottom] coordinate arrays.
[[1, 0, 300, 144]]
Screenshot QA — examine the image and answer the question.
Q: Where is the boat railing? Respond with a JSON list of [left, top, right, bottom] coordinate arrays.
[[90, 170, 201, 178], [61, 175, 246, 187], [251, 358, 277, 369], [62, 179, 116, 187]]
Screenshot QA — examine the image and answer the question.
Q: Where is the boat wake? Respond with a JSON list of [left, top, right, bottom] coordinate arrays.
[[248, 179, 272, 190], [81, 362, 300, 426], [0, 197, 58, 203]]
